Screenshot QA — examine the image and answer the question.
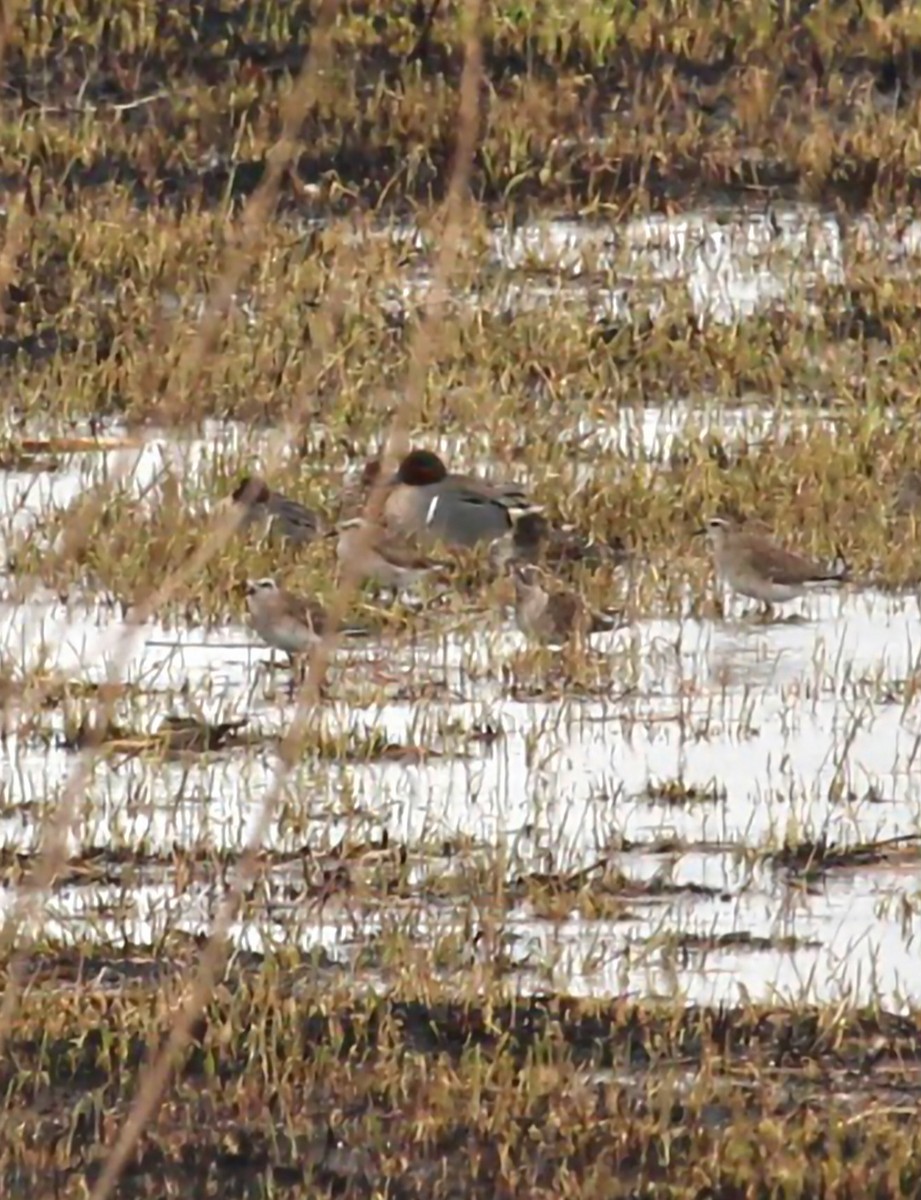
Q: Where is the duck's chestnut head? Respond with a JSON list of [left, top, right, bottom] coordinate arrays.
[[394, 449, 449, 487], [232, 476, 271, 505]]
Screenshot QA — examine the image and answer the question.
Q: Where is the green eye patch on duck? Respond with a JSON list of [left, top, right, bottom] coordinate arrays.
[[384, 447, 536, 549]]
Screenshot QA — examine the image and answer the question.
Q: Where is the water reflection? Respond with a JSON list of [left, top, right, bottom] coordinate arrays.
[[3, 200, 921, 1005], [1, 564, 920, 1006]]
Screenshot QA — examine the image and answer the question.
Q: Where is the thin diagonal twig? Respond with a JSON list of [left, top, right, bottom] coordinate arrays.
[[0, 0, 342, 1055], [87, 4, 484, 1197]]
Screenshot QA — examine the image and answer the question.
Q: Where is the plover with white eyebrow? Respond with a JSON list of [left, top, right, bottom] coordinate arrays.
[[334, 517, 445, 591], [245, 577, 326, 673], [698, 516, 848, 615]]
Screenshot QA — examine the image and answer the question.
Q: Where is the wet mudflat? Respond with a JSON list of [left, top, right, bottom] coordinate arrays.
[[3, 404, 921, 1196], [7, 980, 921, 1198], [5, 2, 921, 1195], [2, 564, 920, 1004]]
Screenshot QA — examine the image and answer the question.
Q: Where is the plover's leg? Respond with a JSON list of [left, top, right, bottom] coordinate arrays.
[[289, 652, 310, 690], [283, 652, 300, 697]]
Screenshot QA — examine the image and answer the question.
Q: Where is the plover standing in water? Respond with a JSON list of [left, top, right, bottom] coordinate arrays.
[[511, 564, 622, 646], [699, 516, 848, 616], [245, 577, 326, 674], [335, 517, 445, 591]]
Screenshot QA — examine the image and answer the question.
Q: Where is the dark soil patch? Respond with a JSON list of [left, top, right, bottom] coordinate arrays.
[[5, 967, 921, 1197]]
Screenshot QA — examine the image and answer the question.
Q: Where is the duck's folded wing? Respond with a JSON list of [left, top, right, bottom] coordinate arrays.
[[492, 481, 531, 507], [445, 479, 534, 513], [270, 496, 322, 533]]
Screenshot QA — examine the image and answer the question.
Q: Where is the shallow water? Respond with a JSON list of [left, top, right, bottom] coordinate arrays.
[[490, 207, 847, 323], [2, 201, 921, 1007], [2, 554, 920, 1008], [386, 203, 921, 324], [138, 202, 921, 336]]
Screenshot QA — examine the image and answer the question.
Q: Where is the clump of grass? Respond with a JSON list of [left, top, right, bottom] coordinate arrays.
[[4, 960, 921, 1196], [60, 712, 255, 756], [655, 929, 821, 954], [7, 0, 921, 219], [768, 832, 921, 879], [642, 776, 727, 806]]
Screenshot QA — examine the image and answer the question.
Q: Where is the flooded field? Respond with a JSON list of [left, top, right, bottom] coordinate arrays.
[[6, 212, 921, 1193], [6, 2, 921, 1196], [3, 425, 921, 1008]]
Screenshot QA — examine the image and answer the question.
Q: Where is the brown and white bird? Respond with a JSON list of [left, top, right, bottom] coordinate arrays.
[[699, 516, 848, 613], [490, 511, 629, 573], [244, 577, 326, 669], [511, 564, 622, 646], [334, 517, 445, 591]]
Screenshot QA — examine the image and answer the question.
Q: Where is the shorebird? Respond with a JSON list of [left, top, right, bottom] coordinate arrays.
[[698, 516, 848, 614], [383, 448, 536, 549], [334, 517, 446, 591], [244, 577, 326, 673], [490, 511, 629, 573], [511, 564, 622, 646]]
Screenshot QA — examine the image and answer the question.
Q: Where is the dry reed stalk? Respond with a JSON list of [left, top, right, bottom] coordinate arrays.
[[0, 0, 343, 1052], [302, 0, 484, 704], [86, 3, 485, 1198], [0, 0, 20, 69]]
